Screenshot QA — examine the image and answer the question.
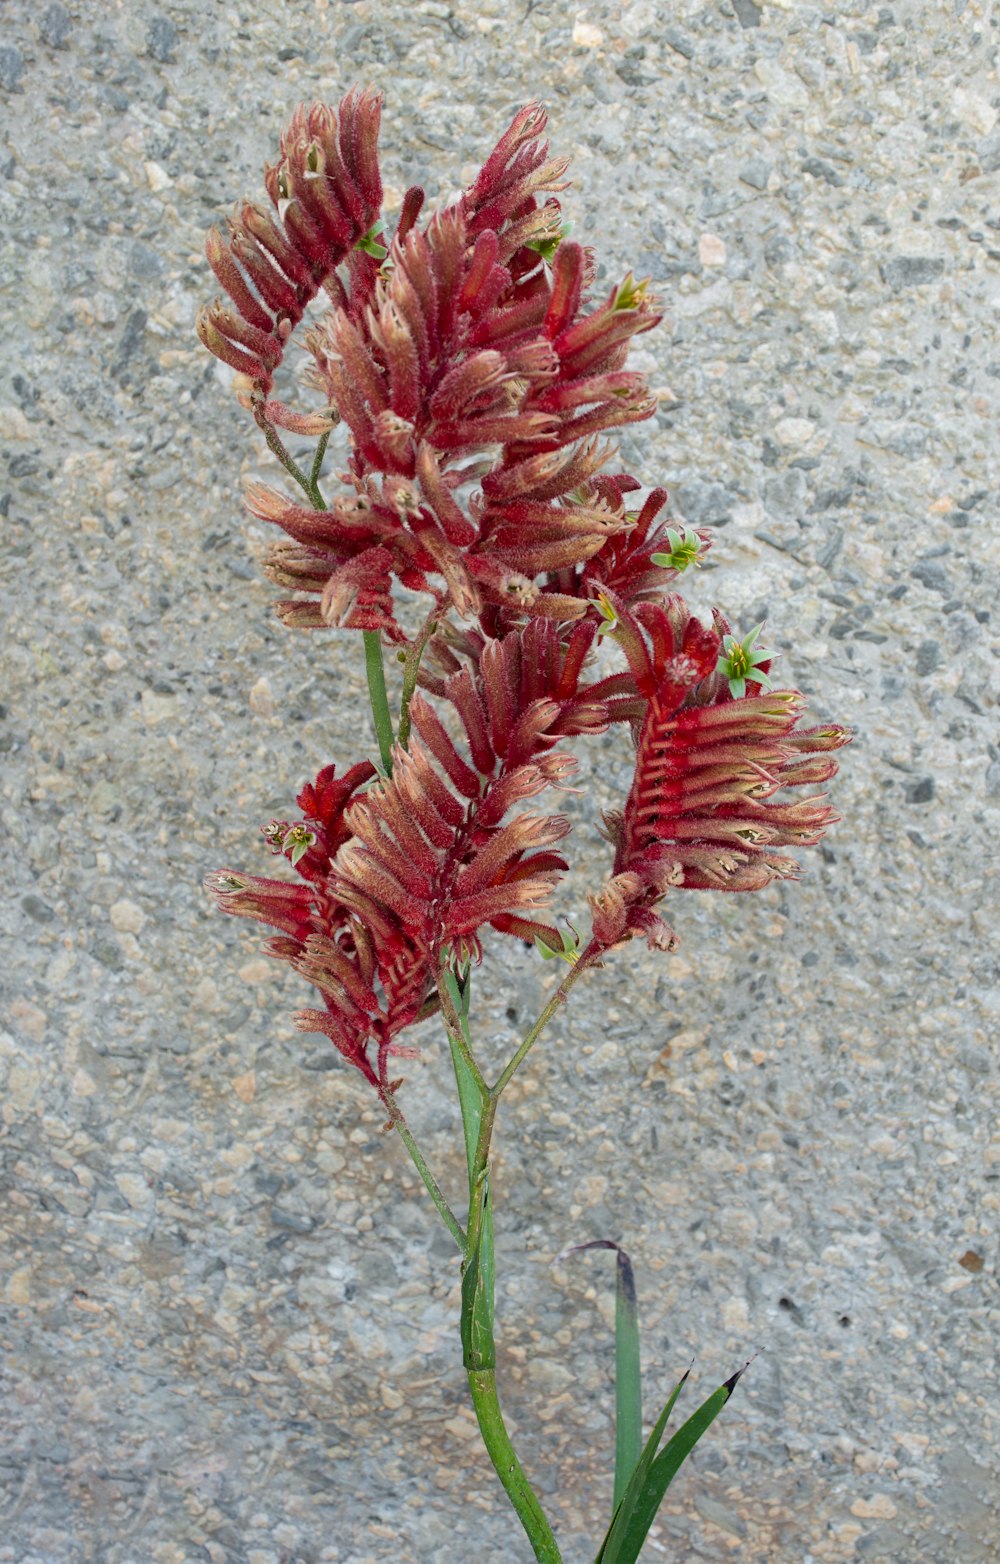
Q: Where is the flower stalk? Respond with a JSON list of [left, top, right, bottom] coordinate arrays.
[[198, 87, 851, 1563], [363, 629, 396, 775]]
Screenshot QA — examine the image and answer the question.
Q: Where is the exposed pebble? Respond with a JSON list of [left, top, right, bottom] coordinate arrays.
[[3, 2, 996, 1561]]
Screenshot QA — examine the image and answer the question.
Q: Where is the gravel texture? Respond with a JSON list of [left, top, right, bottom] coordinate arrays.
[[2, 2, 998, 1561]]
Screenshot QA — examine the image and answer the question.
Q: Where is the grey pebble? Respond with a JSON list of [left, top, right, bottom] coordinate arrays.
[[674, 479, 738, 526], [271, 1207, 318, 1233], [0, 44, 26, 91], [764, 234, 795, 268], [910, 559, 953, 594], [146, 14, 178, 63], [739, 158, 771, 191], [39, 2, 71, 48], [91, 937, 125, 970], [915, 640, 941, 676], [881, 255, 946, 288], [664, 27, 696, 60], [127, 243, 164, 282], [906, 777, 936, 804], [731, 0, 762, 26], [112, 308, 149, 372], [801, 156, 844, 187]]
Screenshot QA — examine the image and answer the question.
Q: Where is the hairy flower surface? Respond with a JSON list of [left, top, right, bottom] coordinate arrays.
[[586, 598, 851, 950], [201, 90, 850, 1089], [207, 621, 616, 1085], [198, 90, 384, 396], [200, 93, 694, 636]]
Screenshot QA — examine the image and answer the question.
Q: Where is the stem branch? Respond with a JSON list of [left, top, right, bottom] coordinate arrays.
[[256, 413, 316, 501], [381, 1088, 465, 1250], [491, 943, 598, 1100], [308, 428, 332, 505], [439, 972, 490, 1102], [364, 630, 396, 776], [397, 602, 441, 751]]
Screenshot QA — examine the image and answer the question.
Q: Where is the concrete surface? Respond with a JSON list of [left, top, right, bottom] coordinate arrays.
[[1, 1, 998, 1560]]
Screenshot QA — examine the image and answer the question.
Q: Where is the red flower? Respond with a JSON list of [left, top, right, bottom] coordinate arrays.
[[585, 598, 851, 950], [200, 92, 852, 1089], [198, 90, 385, 395]]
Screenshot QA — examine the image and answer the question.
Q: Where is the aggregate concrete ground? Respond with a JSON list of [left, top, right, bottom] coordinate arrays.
[[1, 2, 998, 1560]]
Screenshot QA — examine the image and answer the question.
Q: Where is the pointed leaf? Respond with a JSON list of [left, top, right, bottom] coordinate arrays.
[[565, 1240, 642, 1511], [593, 1372, 690, 1564], [596, 1362, 749, 1564], [443, 966, 485, 1179], [444, 968, 494, 1339], [460, 1175, 496, 1373]]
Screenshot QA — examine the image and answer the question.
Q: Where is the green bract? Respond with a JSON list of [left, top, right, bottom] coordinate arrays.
[[717, 623, 773, 699], [650, 526, 702, 574]]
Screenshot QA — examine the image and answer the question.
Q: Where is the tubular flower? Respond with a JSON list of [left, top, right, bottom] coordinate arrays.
[[587, 598, 852, 950], [198, 89, 385, 400], [202, 91, 667, 636], [206, 621, 614, 1087], [200, 91, 851, 1091]]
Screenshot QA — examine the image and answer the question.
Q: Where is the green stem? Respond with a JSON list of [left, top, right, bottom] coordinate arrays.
[[439, 971, 490, 1102], [364, 630, 396, 775], [254, 416, 394, 771], [397, 603, 440, 751], [455, 1001, 562, 1560], [463, 1099, 561, 1562], [256, 414, 316, 500], [466, 1369, 563, 1564], [491, 942, 597, 1099], [308, 428, 332, 506], [381, 1088, 465, 1250]]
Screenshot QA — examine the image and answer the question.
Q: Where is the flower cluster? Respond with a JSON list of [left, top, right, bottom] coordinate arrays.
[[202, 90, 850, 1092]]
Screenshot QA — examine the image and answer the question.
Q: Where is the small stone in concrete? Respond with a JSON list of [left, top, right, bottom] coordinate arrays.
[[910, 559, 952, 594], [699, 234, 727, 267], [664, 27, 696, 60], [147, 15, 178, 63], [881, 256, 945, 288], [0, 45, 25, 91], [732, 0, 761, 26], [739, 159, 771, 190], [39, 3, 71, 48], [110, 899, 145, 934]]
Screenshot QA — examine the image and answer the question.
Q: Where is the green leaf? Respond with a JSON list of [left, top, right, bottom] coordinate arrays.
[[717, 622, 774, 699], [566, 1241, 643, 1511], [650, 525, 702, 574], [284, 826, 316, 867], [444, 969, 494, 1345], [525, 220, 573, 263], [356, 221, 388, 259], [443, 967, 486, 1178], [593, 1373, 689, 1564], [535, 926, 581, 965], [459, 1175, 496, 1373], [595, 1363, 749, 1564]]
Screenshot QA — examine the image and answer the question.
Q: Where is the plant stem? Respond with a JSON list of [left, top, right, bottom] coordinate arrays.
[[364, 630, 396, 775], [380, 1088, 465, 1250], [461, 1096, 560, 1562], [466, 1369, 563, 1564], [255, 412, 316, 500], [308, 428, 332, 505], [397, 603, 440, 751], [254, 416, 395, 773], [439, 972, 490, 1102], [491, 942, 598, 1099]]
